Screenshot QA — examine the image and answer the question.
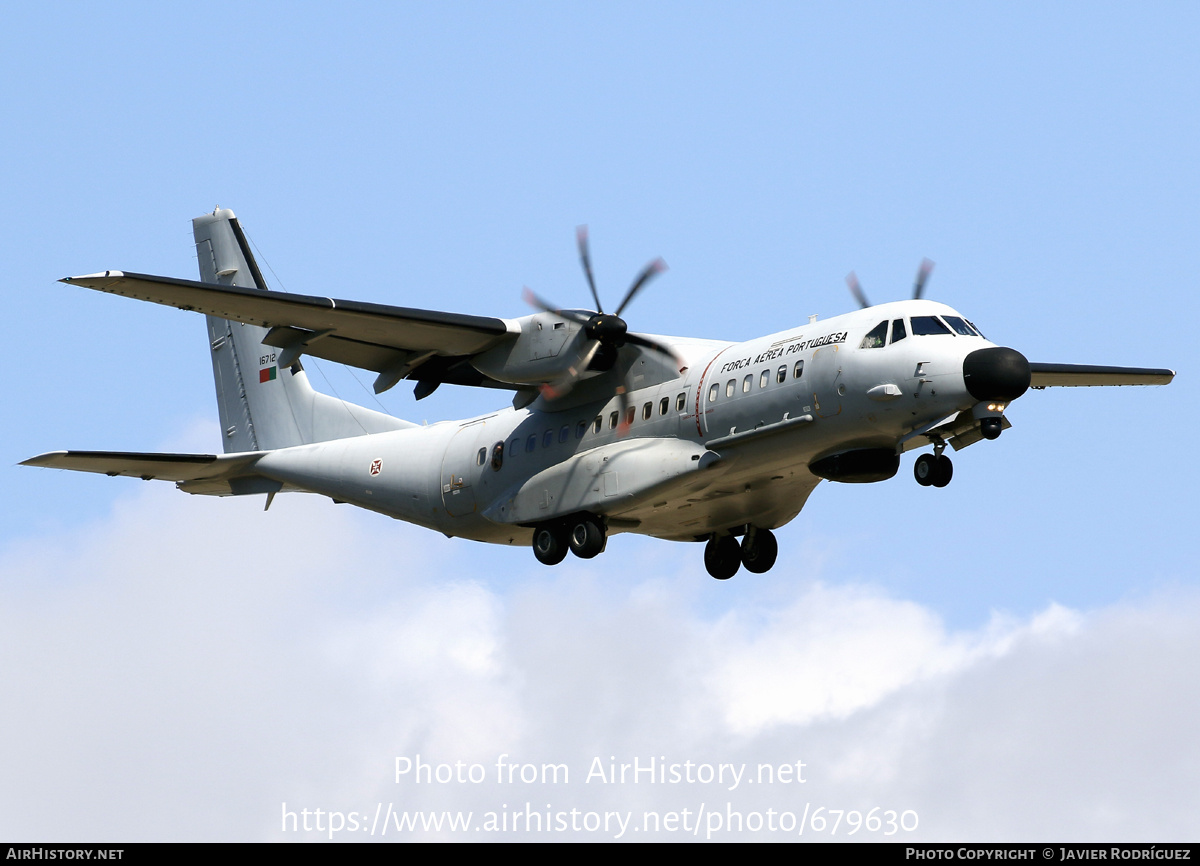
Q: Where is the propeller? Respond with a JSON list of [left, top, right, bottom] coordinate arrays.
[[845, 259, 935, 308], [523, 227, 682, 431]]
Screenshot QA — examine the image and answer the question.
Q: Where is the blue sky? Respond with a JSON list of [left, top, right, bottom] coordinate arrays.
[[2, 3, 1197, 841]]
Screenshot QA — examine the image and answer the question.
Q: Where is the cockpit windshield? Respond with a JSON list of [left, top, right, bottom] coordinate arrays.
[[942, 315, 979, 336], [910, 315, 953, 336]]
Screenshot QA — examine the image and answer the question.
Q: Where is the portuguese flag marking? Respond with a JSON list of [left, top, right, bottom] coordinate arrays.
[[259, 366, 277, 384]]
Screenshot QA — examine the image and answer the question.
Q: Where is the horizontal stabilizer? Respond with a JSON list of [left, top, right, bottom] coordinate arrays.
[[21, 450, 274, 496], [1029, 363, 1175, 387]]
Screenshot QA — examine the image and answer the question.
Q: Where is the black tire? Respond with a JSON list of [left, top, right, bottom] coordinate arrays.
[[932, 454, 953, 488], [741, 528, 778, 574], [704, 534, 741, 580], [568, 516, 606, 559], [532, 525, 568, 566], [914, 453, 936, 486]]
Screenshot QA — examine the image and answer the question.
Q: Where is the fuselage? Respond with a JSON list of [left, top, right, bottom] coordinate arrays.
[[254, 299, 1006, 545]]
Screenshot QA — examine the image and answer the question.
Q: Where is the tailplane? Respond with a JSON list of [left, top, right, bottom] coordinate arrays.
[[193, 209, 411, 452]]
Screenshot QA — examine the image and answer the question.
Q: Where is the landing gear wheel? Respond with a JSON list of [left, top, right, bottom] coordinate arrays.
[[704, 534, 742, 580], [532, 525, 568, 566], [932, 454, 953, 488], [741, 528, 778, 574], [568, 516, 606, 559], [914, 453, 937, 486]]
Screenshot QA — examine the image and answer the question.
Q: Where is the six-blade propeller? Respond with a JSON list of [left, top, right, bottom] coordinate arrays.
[[523, 227, 682, 434]]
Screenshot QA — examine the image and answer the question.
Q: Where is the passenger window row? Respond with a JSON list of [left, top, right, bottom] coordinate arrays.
[[707, 360, 804, 404], [479, 390, 690, 469]]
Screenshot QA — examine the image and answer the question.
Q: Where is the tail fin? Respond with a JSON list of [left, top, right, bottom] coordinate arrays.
[[194, 209, 411, 452]]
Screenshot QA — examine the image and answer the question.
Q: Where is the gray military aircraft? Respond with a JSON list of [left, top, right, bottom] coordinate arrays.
[[24, 209, 1175, 579]]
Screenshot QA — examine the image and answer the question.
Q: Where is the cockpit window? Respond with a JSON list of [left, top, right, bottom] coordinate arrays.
[[910, 315, 953, 336], [859, 321, 888, 349], [890, 318, 907, 344], [967, 320, 986, 339], [943, 315, 977, 336]]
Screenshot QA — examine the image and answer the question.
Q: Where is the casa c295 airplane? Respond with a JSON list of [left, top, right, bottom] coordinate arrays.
[[24, 209, 1175, 579]]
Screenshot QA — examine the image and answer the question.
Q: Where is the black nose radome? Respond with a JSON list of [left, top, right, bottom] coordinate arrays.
[[963, 347, 1031, 402]]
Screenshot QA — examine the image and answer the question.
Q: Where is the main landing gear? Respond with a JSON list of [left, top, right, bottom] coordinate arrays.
[[704, 527, 779, 580], [531, 514, 606, 565]]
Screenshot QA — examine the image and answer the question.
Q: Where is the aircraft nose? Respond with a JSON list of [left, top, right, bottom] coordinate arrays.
[[963, 347, 1031, 402]]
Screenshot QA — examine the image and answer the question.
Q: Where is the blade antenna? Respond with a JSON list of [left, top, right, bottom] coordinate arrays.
[[913, 258, 934, 300], [577, 226, 603, 313], [846, 271, 870, 309]]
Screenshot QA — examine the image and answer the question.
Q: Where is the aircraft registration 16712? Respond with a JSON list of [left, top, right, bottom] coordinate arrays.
[[24, 209, 1175, 579]]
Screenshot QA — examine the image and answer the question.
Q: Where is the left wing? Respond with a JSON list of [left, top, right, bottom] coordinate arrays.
[[1028, 363, 1175, 388], [62, 271, 520, 392]]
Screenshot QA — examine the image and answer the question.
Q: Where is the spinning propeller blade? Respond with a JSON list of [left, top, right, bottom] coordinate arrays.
[[913, 258, 934, 300], [846, 271, 870, 309]]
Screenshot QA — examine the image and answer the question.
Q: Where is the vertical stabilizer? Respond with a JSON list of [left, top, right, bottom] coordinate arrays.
[[193, 209, 410, 452]]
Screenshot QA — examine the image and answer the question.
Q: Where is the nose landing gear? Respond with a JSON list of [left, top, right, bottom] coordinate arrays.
[[914, 447, 953, 488]]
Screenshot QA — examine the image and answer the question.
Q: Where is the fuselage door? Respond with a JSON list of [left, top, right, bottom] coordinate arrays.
[[810, 344, 842, 417], [441, 422, 484, 517]]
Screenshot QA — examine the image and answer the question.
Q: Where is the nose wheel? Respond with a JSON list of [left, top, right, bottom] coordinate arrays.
[[914, 452, 953, 487]]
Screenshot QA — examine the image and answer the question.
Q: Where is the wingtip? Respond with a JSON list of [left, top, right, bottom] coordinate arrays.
[[62, 270, 124, 284], [19, 451, 68, 468]]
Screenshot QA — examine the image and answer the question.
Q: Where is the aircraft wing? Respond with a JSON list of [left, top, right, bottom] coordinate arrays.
[[20, 450, 274, 496], [1028, 363, 1175, 388], [61, 271, 519, 391]]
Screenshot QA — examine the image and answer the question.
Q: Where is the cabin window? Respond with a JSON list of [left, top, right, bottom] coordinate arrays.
[[793, 360, 804, 379], [742, 374, 752, 393], [509, 437, 520, 456], [526, 434, 537, 453], [541, 429, 553, 448], [659, 397, 669, 415], [576, 420, 587, 439], [860, 320, 888, 349], [624, 407, 636, 427], [911, 315, 953, 336], [491, 442, 504, 471], [642, 402, 652, 421], [890, 319, 907, 344], [726, 379, 735, 398], [609, 411, 619, 429], [593, 416, 602, 434], [676, 391, 687, 411], [709, 383, 719, 403], [556, 425, 567, 443], [760, 370, 770, 389], [476, 447, 486, 466]]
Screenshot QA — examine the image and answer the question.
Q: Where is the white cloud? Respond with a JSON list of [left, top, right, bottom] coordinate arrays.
[[0, 485, 1195, 841]]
